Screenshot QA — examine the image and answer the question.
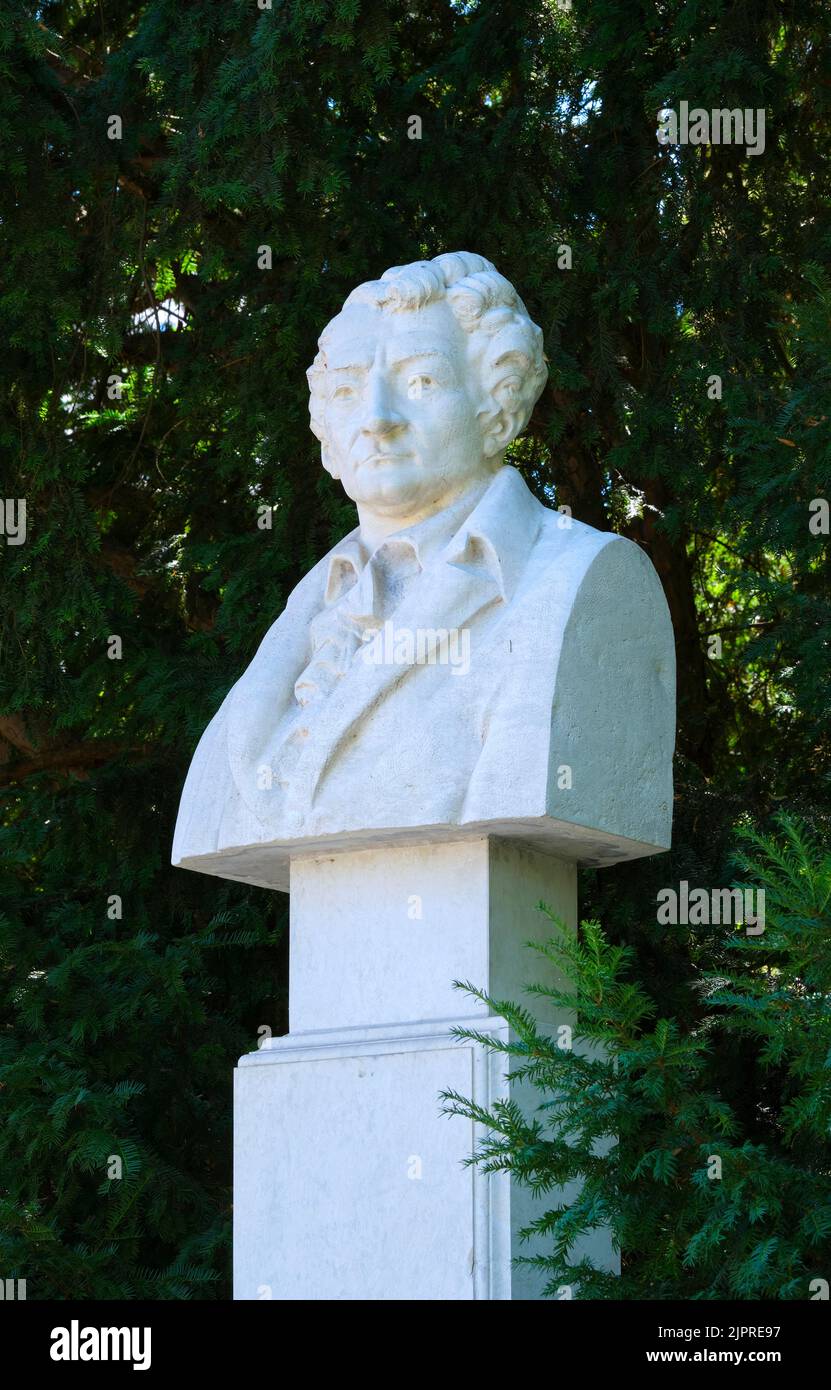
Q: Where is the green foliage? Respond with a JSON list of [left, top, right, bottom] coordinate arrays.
[[0, 758, 286, 1298], [444, 819, 831, 1299], [0, 0, 829, 1297]]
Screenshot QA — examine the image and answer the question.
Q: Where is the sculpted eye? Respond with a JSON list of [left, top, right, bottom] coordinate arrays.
[[332, 383, 357, 401], [407, 374, 436, 399]]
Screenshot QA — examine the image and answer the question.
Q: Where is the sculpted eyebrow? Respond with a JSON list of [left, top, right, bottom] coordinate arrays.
[[388, 350, 451, 368], [327, 350, 450, 373]]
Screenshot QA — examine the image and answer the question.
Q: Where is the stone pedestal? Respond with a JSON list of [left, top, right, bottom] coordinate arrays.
[[233, 837, 617, 1300]]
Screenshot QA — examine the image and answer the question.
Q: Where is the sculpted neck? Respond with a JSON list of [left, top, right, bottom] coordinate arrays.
[[356, 473, 494, 560]]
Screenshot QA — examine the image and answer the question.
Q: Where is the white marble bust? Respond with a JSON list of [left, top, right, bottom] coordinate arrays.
[[173, 252, 675, 890]]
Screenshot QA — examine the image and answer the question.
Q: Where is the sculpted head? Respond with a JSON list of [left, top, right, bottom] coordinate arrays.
[[307, 252, 548, 525]]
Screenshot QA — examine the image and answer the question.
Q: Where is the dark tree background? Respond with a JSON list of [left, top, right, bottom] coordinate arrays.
[[1, 0, 828, 1297]]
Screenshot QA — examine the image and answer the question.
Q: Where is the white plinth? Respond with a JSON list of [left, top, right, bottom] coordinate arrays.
[[233, 837, 617, 1300]]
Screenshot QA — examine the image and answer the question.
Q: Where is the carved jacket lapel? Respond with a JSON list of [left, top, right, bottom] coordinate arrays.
[[225, 555, 333, 820]]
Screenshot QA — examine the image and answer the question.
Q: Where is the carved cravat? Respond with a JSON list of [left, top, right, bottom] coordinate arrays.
[[271, 536, 423, 787], [294, 537, 423, 707]]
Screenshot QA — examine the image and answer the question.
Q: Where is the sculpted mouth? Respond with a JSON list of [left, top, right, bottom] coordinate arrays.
[[359, 453, 413, 466]]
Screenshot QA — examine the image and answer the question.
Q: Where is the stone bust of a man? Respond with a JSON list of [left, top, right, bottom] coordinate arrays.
[[173, 252, 675, 891]]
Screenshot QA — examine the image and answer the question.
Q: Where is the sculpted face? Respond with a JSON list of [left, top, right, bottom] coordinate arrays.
[[320, 299, 491, 523]]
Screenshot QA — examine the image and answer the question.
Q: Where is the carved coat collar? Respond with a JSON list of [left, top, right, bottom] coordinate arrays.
[[324, 463, 540, 608]]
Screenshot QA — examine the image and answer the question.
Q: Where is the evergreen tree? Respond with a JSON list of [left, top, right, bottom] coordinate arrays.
[[444, 819, 831, 1299]]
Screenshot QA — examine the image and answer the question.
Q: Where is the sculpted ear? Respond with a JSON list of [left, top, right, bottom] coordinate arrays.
[[480, 351, 534, 458]]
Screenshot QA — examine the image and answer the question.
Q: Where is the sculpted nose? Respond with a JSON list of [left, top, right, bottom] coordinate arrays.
[[360, 371, 404, 438]]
